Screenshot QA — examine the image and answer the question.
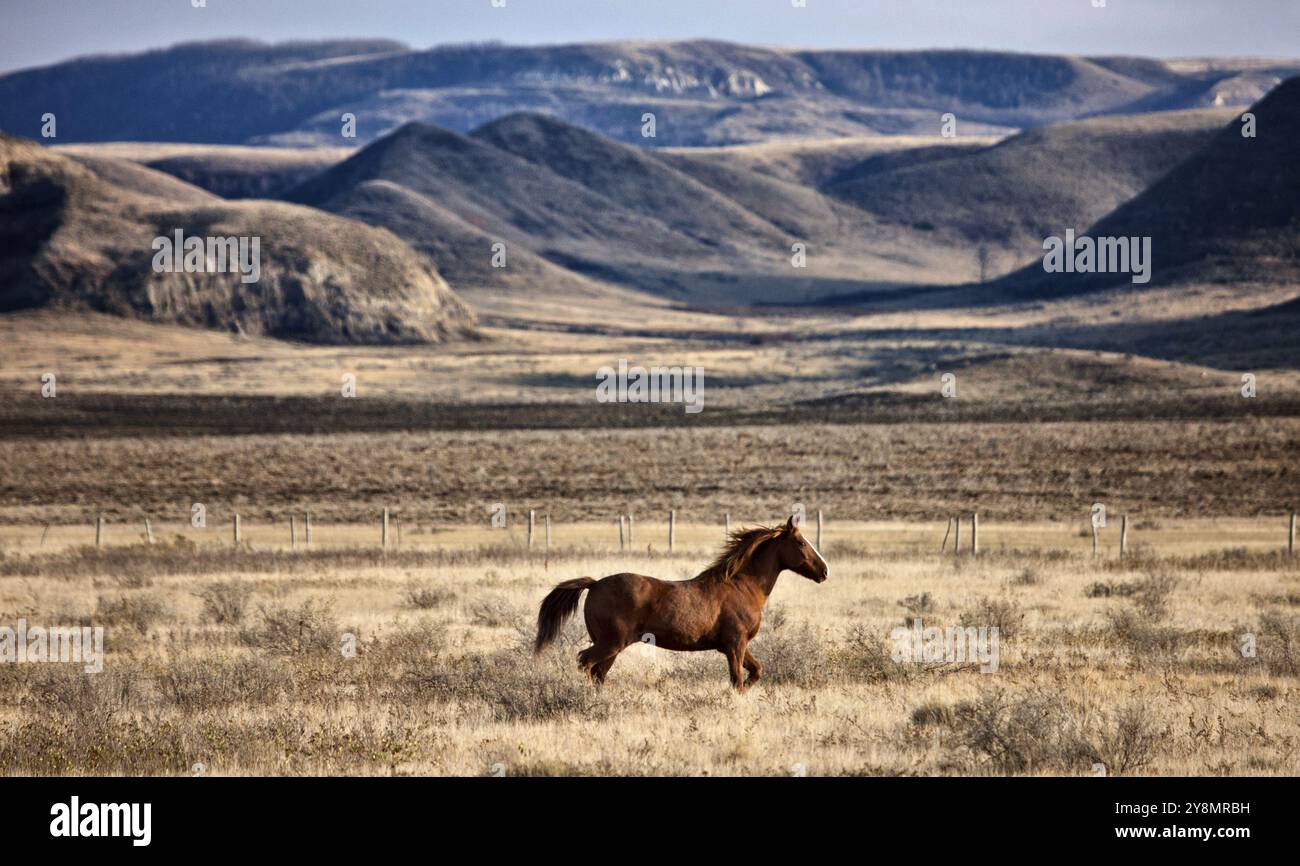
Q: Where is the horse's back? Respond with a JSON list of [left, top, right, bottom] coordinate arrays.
[[590, 572, 676, 604], [587, 572, 719, 650]]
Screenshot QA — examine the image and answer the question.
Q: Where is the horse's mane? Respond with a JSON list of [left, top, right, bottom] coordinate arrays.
[[698, 525, 786, 583]]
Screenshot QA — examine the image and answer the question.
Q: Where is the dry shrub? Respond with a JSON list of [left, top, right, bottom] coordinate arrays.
[[468, 598, 526, 629], [1257, 611, 1300, 675], [28, 668, 146, 721], [838, 625, 917, 683], [750, 621, 830, 687], [112, 571, 154, 589], [241, 598, 342, 655], [950, 689, 1158, 775], [0, 716, 193, 775], [897, 592, 936, 624], [1090, 569, 1178, 618], [403, 650, 602, 722], [1010, 567, 1041, 586], [1106, 607, 1182, 656], [764, 604, 790, 631], [1088, 703, 1162, 775], [0, 712, 425, 776], [952, 689, 1079, 773], [405, 585, 456, 610], [911, 700, 956, 727], [156, 656, 292, 710], [95, 593, 169, 633], [1085, 580, 1137, 598], [368, 620, 449, 669], [1131, 569, 1179, 620], [959, 597, 1023, 639], [196, 580, 254, 625]]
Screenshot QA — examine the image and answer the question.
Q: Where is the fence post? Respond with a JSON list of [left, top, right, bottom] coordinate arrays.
[[954, 516, 961, 556], [528, 509, 535, 549], [1290, 512, 1296, 558], [669, 510, 676, 553], [545, 514, 552, 552], [1091, 519, 1098, 557], [971, 512, 978, 555], [941, 517, 952, 552], [816, 509, 823, 549], [233, 514, 240, 545], [305, 513, 312, 546], [1120, 515, 1128, 560], [627, 514, 634, 545], [725, 513, 731, 537], [96, 516, 104, 547], [144, 517, 154, 545], [619, 515, 626, 551], [382, 508, 389, 549], [290, 515, 297, 550]]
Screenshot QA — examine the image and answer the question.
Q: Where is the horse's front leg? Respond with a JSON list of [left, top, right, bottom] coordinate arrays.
[[724, 639, 749, 692], [742, 649, 762, 687]]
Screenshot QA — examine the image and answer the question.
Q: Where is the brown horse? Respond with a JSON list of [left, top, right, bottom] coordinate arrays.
[[534, 516, 828, 690]]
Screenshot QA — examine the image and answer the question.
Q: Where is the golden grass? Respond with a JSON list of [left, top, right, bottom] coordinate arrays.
[[0, 522, 1296, 776]]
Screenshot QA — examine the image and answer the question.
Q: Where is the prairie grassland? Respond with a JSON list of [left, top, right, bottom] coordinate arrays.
[[0, 523, 1296, 776], [2, 416, 1298, 527]]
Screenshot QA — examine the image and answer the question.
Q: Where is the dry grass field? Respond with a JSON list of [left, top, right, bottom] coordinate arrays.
[[2, 301, 1298, 778], [0, 525, 1297, 776], [2, 417, 1298, 527]]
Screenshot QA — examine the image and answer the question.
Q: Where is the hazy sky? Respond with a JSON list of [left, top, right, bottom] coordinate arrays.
[[2, 0, 1297, 73]]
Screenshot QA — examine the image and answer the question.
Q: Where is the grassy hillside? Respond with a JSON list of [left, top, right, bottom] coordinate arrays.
[[0, 135, 476, 343], [822, 108, 1234, 266], [995, 76, 1300, 297], [286, 119, 808, 303]]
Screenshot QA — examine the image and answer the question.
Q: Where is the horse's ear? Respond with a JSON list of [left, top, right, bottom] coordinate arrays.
[[784, 515, 797, 533]]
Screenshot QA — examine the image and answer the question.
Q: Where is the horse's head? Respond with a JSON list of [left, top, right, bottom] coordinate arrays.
[[775, 516, 829, 583]]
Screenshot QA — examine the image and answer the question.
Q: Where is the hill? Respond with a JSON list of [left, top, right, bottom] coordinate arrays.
[[0, 135, 476, 343], [286, 118, 812, 303], [3, 39, 1296, 147], [54, 143, 356, 199], [820, 108, 1235, 267], [994, 75, 1300, 297]]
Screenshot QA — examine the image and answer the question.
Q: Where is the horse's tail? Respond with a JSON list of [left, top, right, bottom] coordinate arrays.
[[534, 576, 597, 655]]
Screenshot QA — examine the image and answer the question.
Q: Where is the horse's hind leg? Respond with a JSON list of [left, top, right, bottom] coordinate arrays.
[[590, 648, 622, 684], [576, 645, 601, 679], [577, 643, 622, 684]]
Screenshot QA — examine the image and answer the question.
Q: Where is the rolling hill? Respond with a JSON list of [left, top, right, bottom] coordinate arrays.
[[286, 118, 812, 304], [994, 75, 1300, 297], [818, 107, 1235, 266], [0, 135, 476, 343]]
